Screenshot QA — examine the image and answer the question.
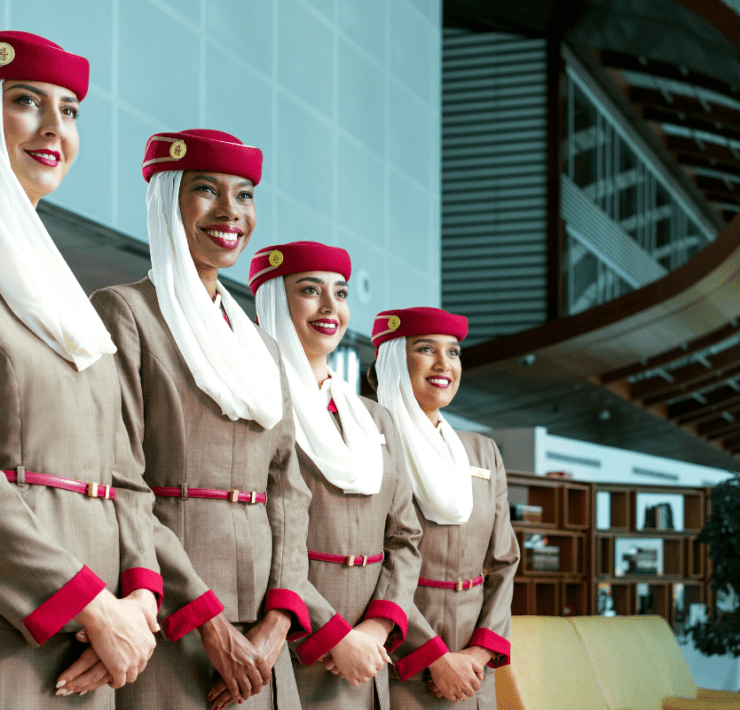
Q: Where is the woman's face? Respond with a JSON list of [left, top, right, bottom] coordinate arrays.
[[405, 333, 462, 419], [2, 80, 80, 207], [284, 271, 350, 365], [178, 170, 257, 276]]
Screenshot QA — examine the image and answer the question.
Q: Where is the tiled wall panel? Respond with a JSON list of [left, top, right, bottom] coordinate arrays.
[[5, 0, 441, 335]]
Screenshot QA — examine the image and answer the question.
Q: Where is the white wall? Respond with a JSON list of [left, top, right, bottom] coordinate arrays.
[[4, 0, 442, 337], [491, 427, 735, 487]]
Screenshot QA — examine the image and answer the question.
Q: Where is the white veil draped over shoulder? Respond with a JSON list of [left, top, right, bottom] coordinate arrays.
[[0, 79, 116, 371]]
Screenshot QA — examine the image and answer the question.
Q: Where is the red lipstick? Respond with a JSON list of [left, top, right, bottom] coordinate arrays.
[[200, 225, 243, 250], [25, 149, 61, 167], [309, 319, 339, 336]]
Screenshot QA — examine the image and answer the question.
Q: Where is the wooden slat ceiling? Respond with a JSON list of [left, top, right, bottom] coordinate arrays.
[[441, 0, 740, 470], [598, 51, 740, 223], [448, 210, 740, 470]]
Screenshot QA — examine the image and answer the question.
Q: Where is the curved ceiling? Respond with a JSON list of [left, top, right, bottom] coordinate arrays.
[[444, 0, 740, 469]]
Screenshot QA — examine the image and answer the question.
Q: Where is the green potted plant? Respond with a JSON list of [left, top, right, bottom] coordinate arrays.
[[691, 475, 740, 656]]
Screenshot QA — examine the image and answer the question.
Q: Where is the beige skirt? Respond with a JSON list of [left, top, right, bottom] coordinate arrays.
[[388, 669, 497, 710], [292, 657, 385, 710], [117, 623, 300, 710], [0, 623, 114, 709]]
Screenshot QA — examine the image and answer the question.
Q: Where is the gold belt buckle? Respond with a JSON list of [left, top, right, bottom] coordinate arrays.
[[455, 580, 464, 592], [230, 489, 240, 502], [87, 482, 98, 497], [346, 555, 367, 567]]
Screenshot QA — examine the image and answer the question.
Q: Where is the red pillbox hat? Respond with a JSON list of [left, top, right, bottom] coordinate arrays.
[[0, 31, 90, 101], [141, 129, 263, 184], [249, 241, 352, 295], [372, 307, 468, 349]]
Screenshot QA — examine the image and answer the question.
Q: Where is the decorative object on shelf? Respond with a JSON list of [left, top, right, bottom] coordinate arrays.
[[623, 547, 659, 575], [510, 503, 543, 523], [524, 533, 544, 548], [644, 502, 674, 530], [524, 532, 560, 572], [597, 582, 616, 617], [532, 546, 560, 572], [546, 470, 573, 479], [691, 475, 740, 657], [672, 583, 687, 644], [613, 537, 664, 577], [636, 582, 654, 614]]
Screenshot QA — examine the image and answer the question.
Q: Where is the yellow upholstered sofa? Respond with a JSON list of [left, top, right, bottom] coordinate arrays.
[[496, 615, 740, 710]]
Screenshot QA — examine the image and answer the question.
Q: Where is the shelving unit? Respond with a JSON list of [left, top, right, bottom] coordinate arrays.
[[507, 472, 592, 616], [591, 483, 707, 627], [506, 473, 710, 626]]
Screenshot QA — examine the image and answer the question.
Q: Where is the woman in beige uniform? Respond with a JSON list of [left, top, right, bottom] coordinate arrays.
[[371, 307, 520, 709], [244, 241, 422, 710], [0, 30, 161, 706], [90, 130, 312, 710]]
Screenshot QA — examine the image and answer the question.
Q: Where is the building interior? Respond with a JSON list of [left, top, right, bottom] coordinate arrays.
[[9, 0, 740, 701]]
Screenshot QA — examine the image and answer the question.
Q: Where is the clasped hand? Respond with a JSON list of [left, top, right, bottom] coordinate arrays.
[[320, 618, 393, 687], [204, 609, 291, 710], [427, 647, 490, 702], [55, 588, 159, 696]]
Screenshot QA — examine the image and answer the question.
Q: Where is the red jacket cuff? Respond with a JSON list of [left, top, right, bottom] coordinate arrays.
[[121, 568, 164, 611], [296, 613, 352, 666], [469, 628, 511, 667], [264, 588, 312, 641], [161, 590, 224, 643], [364, 599, 408, 651], [394, 635, 449, 681], [24, 565, 106, 646]]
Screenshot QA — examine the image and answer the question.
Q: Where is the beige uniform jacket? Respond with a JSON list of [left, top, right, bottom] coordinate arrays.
[[291, 397, 422, 710], [0, 295, 161, 648], [390, 432, 520, 710], [91, 280, 312, 643]]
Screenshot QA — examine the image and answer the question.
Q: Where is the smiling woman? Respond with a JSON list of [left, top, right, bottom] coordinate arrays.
[[1, 80, 79, 205], [90, 130, 312, 710], [249, 241, 423, 710], [371, 307, 520, 709], [0, 30, 162, 709], [178, 170, 256, 287]]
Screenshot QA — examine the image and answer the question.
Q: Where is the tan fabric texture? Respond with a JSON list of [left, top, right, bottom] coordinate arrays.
[[91, 280, 311, 710], [291, 398, 422, 710], [389, 432, 519, 709], [0, 624, 114, 709], [390, 670, 497, 710], [0, 294, 159, 699], [117, 623, 299, 710]]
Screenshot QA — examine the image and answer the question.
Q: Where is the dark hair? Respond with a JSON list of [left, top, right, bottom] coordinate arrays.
[[366, 361, 378, 393]]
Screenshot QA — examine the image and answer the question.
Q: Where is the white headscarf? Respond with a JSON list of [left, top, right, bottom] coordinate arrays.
[[0, 79, 116, 370], [255, 278, 383, 494], [376, 337, 473, 525], [146, 170, 282, 428]]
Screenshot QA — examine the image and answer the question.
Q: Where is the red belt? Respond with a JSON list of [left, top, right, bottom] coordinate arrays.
[[3, 467, 116, 499], [418, 574, 485, 592], [308, 550, 384, 567], [151, 485, 266, 504]]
